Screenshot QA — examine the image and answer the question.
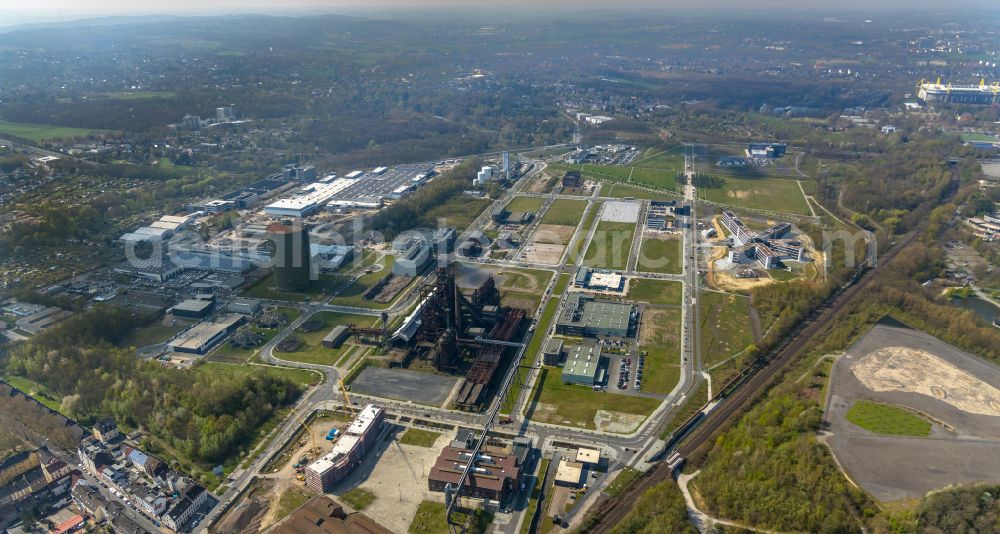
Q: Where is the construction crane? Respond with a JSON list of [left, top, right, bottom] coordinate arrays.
[[339, 378, 356, 417]]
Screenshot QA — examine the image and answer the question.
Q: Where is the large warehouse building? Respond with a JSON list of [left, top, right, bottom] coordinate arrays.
[[555, 293, 636, 338], [168, 314, 246, 355], [264, 178, 358, 218]]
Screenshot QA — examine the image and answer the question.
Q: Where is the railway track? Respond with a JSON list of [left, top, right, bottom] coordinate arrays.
[[585, 216, 931, 532]]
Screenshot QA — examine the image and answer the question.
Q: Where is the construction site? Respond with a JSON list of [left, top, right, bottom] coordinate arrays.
[[351, 264, 528, 411]]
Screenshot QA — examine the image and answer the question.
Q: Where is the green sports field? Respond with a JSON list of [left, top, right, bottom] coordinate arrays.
[[697, 176, 810, 215], [846, 400, 932, 436], [0, 121, 102, 143]]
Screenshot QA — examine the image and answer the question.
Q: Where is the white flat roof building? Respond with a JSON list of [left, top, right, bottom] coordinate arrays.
[[346, 405, 382, 436], [588, 272, 623, 291], [264, 178, 358, 218], [159, 214, 196, 226], [601, 201, 640, 223], [576, 448, 601, 466]]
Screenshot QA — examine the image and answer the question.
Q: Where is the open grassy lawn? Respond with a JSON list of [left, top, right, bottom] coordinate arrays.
[[338, 487, 375, 511], [697, 176, 810, 215], [3, 376, 64, 413], [96, 91, 177, 100], [846, 400, 932, 436], [209, 326, 280, 364], [699, 291, 753, 367], [604, 184, 676, 201], [0, 120, 102, 142], [500, 268, 553, 293], [769, 268, 799, 281], [122, 322, 188, 348], [633, 148, 685, 170], [584, 221, 635, 270], [329, 255, 403, 308], [409, 501, 493, 534], [399, 428, 441, 447], [505, 195, 546, 214], [274, 311, 377, 365], [242, 272, 345, 302], [628, 279, 683, 306], [504, 296, 562, 414], [639, 308, 683, 395], [637, 236, 682, 274], [605, 467, 642, 498], [569, 201, 601, 265], [193, 361, 320, 387], [274, 486, 315, 520], [553, 273, 570, 296], [627, 166, 679, 190], [527, 368, 661, 430], [553, 162, 678, 193], [424, 196, 492, 231], [540, 199, 588, 227]]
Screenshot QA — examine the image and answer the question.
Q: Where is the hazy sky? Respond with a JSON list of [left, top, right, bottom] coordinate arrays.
[[1, 0, 997, 26]]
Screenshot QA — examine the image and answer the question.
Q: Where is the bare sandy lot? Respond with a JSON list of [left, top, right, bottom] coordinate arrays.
[[522, 224, 575, 265], [331, 426, 450, 533], [825, 323, 1000, 501]]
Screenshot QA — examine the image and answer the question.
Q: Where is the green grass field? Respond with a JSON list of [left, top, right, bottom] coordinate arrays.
[[540, 199, 588, 226], [209, 326, 280, 364], [274, 486, 314, 520], [425, 196, 492, 231], [628, 279, 683, 306], [584, 221, 635, 270], [409, 501, 492, 534], [504, 296, 561, 413], [398, 428, 441, 447], [699, 291, 753, 367], [604, 184, 676, 201], [338, 487, 375, 511], [553, 273, 570, 296], [569, 201, 601, 264], [527, 368, 661, 430], [552, 156, 681, 192], [639, 308, 682, 395], [274, 311, 377, 365], [329, 256, 403, 308], [193, 362, 320, 387], [3, 376, 64, 413], [505, 195, 546, 214], [605, 467, 642, 497], [846, 400, 932, 436], [697, 176, 810, 215], [500, 268, 553, 293], [633, 148, 685, 170], [242, 273, 345, 302], [122, 322, 188, 348], [0, 120, 102, 142], [636, 236, 682, 274]]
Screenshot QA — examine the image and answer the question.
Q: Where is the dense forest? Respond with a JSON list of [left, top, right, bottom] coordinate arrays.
[[694, 391, 874, 533], [611, 479, 698, 534], [1, 307, 303, 468]]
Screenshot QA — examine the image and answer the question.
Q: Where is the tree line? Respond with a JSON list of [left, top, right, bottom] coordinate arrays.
[[1, 306, 304, 467]]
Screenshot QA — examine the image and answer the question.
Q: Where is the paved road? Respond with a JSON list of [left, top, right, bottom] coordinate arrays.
[[200, 149, 708, 532]]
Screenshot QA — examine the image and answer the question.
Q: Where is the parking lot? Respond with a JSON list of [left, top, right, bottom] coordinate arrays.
[[350, 366, 460, 407]]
